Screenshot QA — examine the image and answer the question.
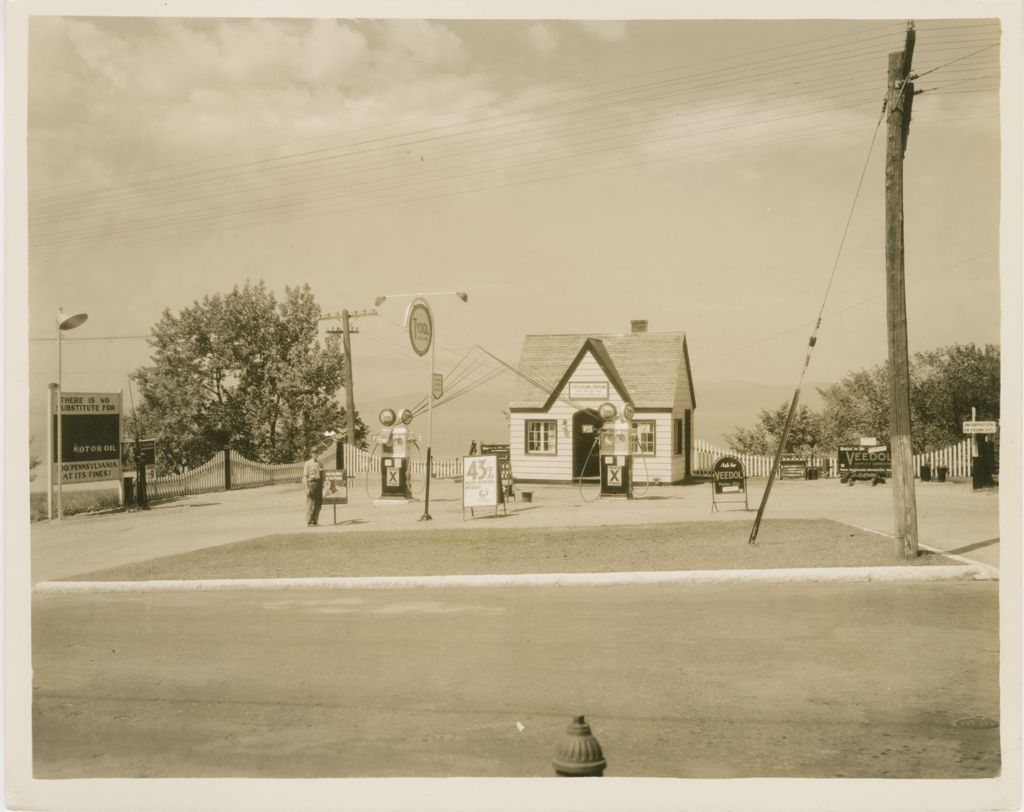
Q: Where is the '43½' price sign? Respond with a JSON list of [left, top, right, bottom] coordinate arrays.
[[463, 454, 499, 507]]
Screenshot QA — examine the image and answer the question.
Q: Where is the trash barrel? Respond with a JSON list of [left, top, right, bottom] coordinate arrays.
[[521, 491, 533, 503], [920, 464, 931, 482], [805, 467, 819, 480], [937, 466, 948, 483]]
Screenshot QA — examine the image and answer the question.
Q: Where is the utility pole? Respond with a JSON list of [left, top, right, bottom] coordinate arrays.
[[884, 22, 919, 558], [323, 308, 376, 462]]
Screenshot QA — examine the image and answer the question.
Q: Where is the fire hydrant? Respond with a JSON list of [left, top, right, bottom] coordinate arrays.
[[552, 715, 607, 777]]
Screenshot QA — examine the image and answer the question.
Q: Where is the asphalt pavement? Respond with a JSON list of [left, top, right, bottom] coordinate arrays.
[[32, 579, 999, 779]]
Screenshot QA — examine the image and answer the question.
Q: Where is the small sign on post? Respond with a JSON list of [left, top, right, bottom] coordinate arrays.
[[462, 454, 507, 518], [962, 420, 998, 435], [432, 372, 443, 400]]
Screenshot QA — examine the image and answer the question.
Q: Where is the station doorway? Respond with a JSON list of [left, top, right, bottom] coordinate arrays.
[[572, 409, 602, 480]]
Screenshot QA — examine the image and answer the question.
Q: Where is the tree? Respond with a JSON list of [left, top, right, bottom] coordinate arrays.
[[132, 281, 367, 474], [910, 343, 1000, 450], [817, 343, 999, 453], [817, 365, 891, 450], [724, 401, 825, 455]]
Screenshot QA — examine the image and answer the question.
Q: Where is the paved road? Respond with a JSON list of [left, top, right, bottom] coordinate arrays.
[[29, 478, 1001, 582], [33, 580, 999, 779]]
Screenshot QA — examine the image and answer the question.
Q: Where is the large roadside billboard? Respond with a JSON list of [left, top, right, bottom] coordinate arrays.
[[52, 391, 122, 483]]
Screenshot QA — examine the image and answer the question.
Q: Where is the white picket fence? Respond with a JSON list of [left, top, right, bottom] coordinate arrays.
[[692, 438, 976, 479], [149, 443, 465, 500], [913, 439, 977, 478], [340, 445, 464, 479], [149, 437, 978, 500]]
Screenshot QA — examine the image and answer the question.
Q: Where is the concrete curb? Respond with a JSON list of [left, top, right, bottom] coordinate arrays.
[[832, 519, 1001, 580], [33, 564, 994, 594]]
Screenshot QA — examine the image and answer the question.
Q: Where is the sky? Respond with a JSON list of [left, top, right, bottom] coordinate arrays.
[[17, 10, 1008, 462]]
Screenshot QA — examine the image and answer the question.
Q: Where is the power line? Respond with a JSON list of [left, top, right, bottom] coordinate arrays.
[[29, 334, 150, 342], [31, 42, 906, 222], [32, 90, 890, 251], [700, 250, 998, 364], [31, 20, 913, 199], [31, 28, 927, 220], [28, 34, 998, 256]]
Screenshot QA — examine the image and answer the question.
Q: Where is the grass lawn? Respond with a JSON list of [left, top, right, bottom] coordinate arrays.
[[30, 489, 121, 522], [66, 519, 954, 581]]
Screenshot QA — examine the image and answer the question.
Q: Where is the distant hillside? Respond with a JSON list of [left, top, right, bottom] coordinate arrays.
[[359, 388, 512, 460], [694, 381, 828, 448]]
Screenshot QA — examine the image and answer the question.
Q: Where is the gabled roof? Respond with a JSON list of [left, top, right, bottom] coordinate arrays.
[[540, 338, 632, 411], [510, 331, 694, 410]]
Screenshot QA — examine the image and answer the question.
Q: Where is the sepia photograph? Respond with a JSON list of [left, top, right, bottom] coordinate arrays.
[[5, 1, 1022, 810]]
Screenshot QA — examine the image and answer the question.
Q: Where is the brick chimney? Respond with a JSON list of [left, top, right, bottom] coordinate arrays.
[[630, 319, 648, 334]]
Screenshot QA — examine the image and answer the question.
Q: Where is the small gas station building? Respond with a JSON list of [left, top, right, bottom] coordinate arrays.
[[508, 320, 696, 484]]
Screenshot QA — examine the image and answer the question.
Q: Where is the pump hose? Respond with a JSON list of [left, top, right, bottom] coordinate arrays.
[[364, 443, 382, 500], [408, 441, 425, 496], [631, 436, 651, 497], [576, 436, 603, 503]]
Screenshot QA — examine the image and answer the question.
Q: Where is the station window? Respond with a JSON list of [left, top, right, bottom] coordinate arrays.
[[674, 418, 683, 455], [526, 420, 557, 454], [632, 420, 656, 455]]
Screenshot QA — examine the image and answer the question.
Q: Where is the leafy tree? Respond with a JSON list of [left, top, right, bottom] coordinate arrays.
[[132, 281, 367, 474], [910, 343, 999, 450], [817, 343, 999, 452], [817, 365, 890, 449], [724, 401, 825, 455]]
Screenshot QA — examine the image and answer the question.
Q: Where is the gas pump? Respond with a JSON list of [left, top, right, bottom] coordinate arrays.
[[597, 402, 635, 498], [377, 408, 416, 499]]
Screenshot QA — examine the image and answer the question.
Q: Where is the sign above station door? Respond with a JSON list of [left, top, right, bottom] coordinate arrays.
[[569, 382, 609, 399]]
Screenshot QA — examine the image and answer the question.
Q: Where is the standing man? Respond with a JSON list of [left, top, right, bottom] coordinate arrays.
[[303, 450, 325, 526]]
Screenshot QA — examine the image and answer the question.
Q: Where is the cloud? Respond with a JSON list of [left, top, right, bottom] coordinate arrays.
[[524, 23, 560, 53], [375, 20, 467, 73], [28, 18, 488, 188], [577, 21, 628, 42]]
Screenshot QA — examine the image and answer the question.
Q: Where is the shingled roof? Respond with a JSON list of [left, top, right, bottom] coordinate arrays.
[[510, 331, 695, 410]]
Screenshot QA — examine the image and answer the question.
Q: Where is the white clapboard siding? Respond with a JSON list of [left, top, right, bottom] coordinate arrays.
[[510, 410, 573, 482]]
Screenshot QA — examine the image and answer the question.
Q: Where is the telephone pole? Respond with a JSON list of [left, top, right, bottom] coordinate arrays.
[[323, 308, 376, 459], [884, 22, 919, 558]]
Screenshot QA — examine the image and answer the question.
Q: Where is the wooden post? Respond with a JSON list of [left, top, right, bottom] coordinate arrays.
[[885, 23, 919, 558], [341, 309, 357, 453], [748, 388, 801, 543]]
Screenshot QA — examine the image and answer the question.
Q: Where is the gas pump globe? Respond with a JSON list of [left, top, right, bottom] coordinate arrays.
[[597, 402, 635, 498]]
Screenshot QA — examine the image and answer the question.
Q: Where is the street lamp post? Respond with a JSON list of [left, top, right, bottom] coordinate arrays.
[[54, 309, 88, 520], [374, 291, 468, 521]]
